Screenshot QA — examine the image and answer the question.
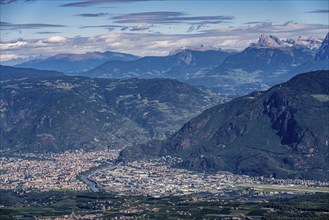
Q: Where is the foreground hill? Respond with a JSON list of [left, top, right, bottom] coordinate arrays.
[[0, 65, 65, 81], [16, 51, 138, 74], [1, 72, 224, 153], [119, 70, 329, 181]]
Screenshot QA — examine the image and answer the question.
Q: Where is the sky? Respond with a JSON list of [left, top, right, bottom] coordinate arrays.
[[0, 0, 328, 61]]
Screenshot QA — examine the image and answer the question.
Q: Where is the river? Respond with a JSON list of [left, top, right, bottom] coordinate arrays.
[[80, 174, 100, 192], [79, 163, 119, 192]]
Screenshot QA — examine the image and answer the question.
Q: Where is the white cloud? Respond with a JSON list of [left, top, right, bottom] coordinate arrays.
[[0, 40, 28, 50], [46, 36, 67, 43], [130, 23, 153, 31], [0, 53, 18, 61]]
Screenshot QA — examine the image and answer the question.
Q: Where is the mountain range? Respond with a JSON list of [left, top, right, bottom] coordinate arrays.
[[83, 49, 235, 79], [250, 34, 322, 49], [168, 44, 237, 55], [118, 70, 329, 181], [9, 33, 328, 97], [84, 33, 328, 96], [203, 33, 328, 94], [0, 66, 225, 153], [16, 51, 138, 74]]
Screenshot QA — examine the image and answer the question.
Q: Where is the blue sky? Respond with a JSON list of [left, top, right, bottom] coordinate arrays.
[[0, 0, 328, 60]]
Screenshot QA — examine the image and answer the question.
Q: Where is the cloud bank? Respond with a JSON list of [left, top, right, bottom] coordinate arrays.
[[1, 21, 328, 61], [61, 0, 149, 7]]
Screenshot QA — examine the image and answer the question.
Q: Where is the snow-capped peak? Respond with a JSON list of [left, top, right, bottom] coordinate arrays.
[[249, 34, 324, 50], [250, 34, 286, 48], [284, 36, 323, 49]]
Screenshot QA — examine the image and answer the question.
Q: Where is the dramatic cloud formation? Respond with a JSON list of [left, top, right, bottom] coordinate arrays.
[[80, 23, 154, 32], [130, 23, 153, 31], [201, 21, 328, 39], [0, 22, 66, 30], [306, 9, 329, 13], [111, 12, 234, 24], [0, 0, 34, 4], [75, 11, 233, 33], [80, 24, 126, 31], [34, 31, 62, 35], [61, 0, 149, 7], [187, 21, 225, 32], [75, 13, 109, 17]]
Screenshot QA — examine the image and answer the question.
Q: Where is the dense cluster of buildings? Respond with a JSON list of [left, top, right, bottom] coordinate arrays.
[[1, 151, 328, 196], [89, 156, 328, 197], [90, 157, 255, 197], [0, 149, 119, 192]]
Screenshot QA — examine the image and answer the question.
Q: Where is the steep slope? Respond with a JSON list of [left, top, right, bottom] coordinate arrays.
[[84, 49, 235, 79], [0, 65, 65, 81], [16, 51, 138, 74], [315, 32, 329, 61], [119, 70, 329, 181], [0, 72, 225, 153], [288, 33, 329, 77]]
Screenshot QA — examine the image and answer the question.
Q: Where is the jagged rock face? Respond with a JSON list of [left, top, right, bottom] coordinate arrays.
[[315, 32, 329, 61], [119, 70, 329, 181], [250, 34, 286, 48]]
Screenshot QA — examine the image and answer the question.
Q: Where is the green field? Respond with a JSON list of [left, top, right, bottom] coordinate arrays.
[[237, 183, 329, 193], [1, 190, 329, 219], [311, 94, 329, 102]]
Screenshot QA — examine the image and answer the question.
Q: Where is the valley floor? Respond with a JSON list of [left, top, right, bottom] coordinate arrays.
[[1, 149, 328, 196], [1, 149, 329, 219]]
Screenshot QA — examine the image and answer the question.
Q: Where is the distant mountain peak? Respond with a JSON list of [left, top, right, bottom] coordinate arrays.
[[168, 44, 221, 55], [250, 34, 286, 48], [284, 36, 323, 49], [249, 34, 323, 50]]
